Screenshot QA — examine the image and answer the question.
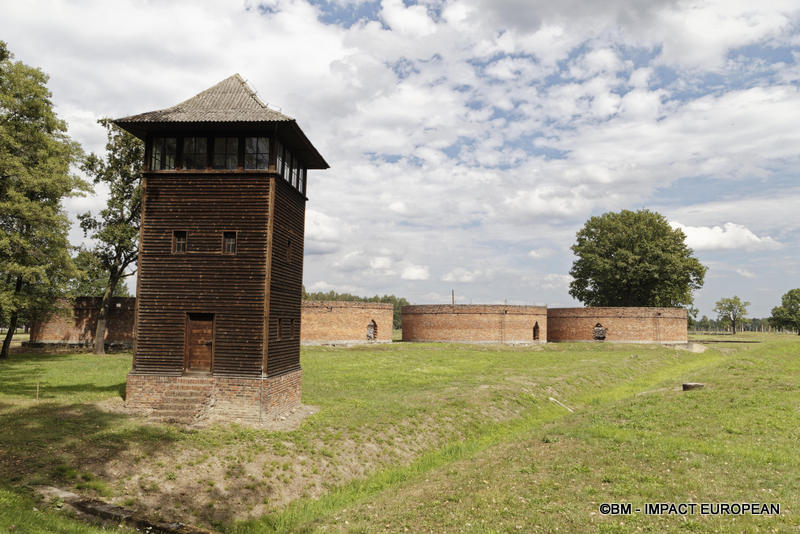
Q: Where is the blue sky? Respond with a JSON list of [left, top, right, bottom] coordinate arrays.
[[1, 0, 799, 318]]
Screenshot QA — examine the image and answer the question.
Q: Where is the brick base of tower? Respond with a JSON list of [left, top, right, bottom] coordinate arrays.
[[125, 369, 302, 424]]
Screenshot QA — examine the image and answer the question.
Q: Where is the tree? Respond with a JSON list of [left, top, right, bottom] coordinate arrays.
[[770, 289, 800, 334], [67, 247, 131, 298], [569, 209, 706, 307], [0, 42, 86, 360], [78, 119, 142, 354], [714, 296, 749, 334]]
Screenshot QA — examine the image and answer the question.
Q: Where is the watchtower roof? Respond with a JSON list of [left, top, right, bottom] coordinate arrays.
[[115, 74, 328, 169], [117, 74, 292, 124]]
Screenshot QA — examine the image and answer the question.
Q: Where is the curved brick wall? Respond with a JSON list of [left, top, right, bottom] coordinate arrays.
[[300, 301, 393, 344], [547, 307, 687, 343], [402, 305, 547, 344]]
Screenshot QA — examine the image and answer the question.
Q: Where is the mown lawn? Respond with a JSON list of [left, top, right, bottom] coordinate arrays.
[[1, 334, 798, 533]]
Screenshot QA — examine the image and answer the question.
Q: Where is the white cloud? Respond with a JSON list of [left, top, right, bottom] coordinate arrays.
[[735, 268, 757, 279], [442, 267, 485, 283], [671, 222, 782, 251], [528, 248, 554, 259], [2, 0, 799, 319], [401, 264, 430, 281]]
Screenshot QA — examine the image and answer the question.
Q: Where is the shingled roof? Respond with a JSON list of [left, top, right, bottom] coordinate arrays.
[[116, 74, 293, 124], [115, 74, 328, 169]]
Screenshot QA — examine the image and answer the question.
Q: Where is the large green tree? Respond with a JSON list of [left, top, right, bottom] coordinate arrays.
[[770, 289, 800, 334], [714, 296, 749, 334], [78, 119, 142, 354], [0, 41, 87, 359], [67, 247, 131, 298], [569, 209, 706, 307]]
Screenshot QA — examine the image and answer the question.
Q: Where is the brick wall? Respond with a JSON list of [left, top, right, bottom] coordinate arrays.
[[126, 369, 302, 422], [29, 297, 136, 345], [547, 307, 687, 343], [301, 301, 393, 344], [402, 305, 547, 344]]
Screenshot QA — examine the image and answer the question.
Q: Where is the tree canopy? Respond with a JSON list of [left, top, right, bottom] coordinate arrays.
[[67, 247, 131, 298], [568, 209, 706, 307], [0, 41, 87, 359], [714, 296, 749, 334], [770, 288, 800, 335], [78, 119, 142, 353]]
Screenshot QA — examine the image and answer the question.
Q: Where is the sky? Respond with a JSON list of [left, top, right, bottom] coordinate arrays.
[[2, 0, 799, 318]]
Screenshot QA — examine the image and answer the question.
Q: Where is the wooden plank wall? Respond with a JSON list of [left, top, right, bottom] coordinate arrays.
[[134, 173, 269, 376], [266, 176, 306, 376]]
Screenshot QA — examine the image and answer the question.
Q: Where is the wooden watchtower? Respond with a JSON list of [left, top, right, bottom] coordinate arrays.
[[115, 74, 327, 421]]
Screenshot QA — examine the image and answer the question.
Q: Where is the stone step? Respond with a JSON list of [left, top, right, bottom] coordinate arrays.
[[165, 392, 210, 400]]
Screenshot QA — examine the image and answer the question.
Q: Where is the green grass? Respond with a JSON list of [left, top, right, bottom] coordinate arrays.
[[1, 335, 798, 533]]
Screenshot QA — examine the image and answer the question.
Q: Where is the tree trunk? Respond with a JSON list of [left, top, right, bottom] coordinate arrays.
[[0, 311, 18, 360], [1, 277, 23, 360], [94, 267, 119, 355]]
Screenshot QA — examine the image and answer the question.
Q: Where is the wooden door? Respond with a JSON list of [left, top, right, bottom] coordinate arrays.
[[186, 313, 214, 372]]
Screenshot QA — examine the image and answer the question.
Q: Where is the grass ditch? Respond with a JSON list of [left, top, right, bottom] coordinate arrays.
[[1, 334, 796, 533]]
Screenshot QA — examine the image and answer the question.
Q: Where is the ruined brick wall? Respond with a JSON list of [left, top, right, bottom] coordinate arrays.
[[547, 307, 687, 343], [301, 301, 393, 344], [29, 297, 136, 345], [402, 305, 547, 344]]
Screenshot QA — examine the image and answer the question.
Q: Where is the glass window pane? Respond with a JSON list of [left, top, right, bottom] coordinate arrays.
[[183, 137, 207, 169], [256, 153, 268, 169], [244, 154, 256, 169], [164, 137, 176, 170], [245, 136, 257, 153], [151, 137, 163, 170]]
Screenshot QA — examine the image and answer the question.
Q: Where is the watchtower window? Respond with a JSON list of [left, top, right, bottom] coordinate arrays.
[[183, 137, 207, 169], [150, 137, 176, 170], [299, 168, 307, 194], [173, 231, 187, 253], [244, 136, 269, 169], [223, 232, 237, 254], [285, 152, 293, 183], [213, 137, 238, 169], [275, 140, 284, 177]]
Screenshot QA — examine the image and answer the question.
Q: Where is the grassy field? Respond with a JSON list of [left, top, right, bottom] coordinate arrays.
[[0, 334, 798, 533]]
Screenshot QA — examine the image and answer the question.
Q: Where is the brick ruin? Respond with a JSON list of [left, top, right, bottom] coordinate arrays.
[[546, 307, 688, 343], [27, 297, 136, 350], [401, 305, 687, 344], [301, 301, 393, 344], [402, 305, 548, 344]]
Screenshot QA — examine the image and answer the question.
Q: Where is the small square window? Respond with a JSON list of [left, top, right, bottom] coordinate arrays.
[[223, 232, 237, 254], [173, 231, 187, 253]]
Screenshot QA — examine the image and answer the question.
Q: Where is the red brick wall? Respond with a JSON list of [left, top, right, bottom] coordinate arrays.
[[301, 301, 393, 343], [402, 305, 547, 343], [29, 297, 136, 344], [126, 369, 302, 421], [547, 307, 687, 343]]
